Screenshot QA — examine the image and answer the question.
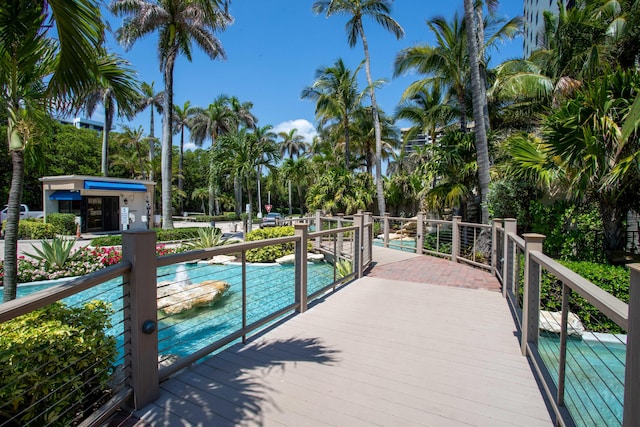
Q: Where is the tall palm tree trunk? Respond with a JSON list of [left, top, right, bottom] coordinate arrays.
[[288, 180, 293, 215], [3, 146, 25, 302], [343, 118, 350, 169], [101, 103, 111, 177], [179, 128, 184, 214], [161, 50, 176, 229], [475, 4, 491, 132], [464, 0, 490, 224], [149, 107, 155, 181], [359, 23, 385, 215]]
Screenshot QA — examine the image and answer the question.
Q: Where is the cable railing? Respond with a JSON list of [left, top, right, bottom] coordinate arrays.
[[0, 213, 373, 426], [501, 229, 639, 427]]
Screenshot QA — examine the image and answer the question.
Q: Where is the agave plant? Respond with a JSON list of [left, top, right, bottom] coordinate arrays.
[[336, 259, 353, 279], [183, 227, 239, 250], [25, 238, 82, 269]]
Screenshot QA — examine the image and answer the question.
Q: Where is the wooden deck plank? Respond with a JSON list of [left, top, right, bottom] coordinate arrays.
[[133, 263, 552, 426]]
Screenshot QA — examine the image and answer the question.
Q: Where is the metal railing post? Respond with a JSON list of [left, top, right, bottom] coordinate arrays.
[[491, 218, 502, 275], [337, 213, 344, 258], [624, 264, 640, 426], [503, 219, 517, 298], [315, 209, 322, 248], [121, 230, 158, 409], [294, 223, 309, 313], [364, 212, 373, 265], [416, 212, 424, 255], [522, 233, 545, 356], [353, 214, 364, 278], [383, 213, 390, 248], [451, 216, 461, 262]]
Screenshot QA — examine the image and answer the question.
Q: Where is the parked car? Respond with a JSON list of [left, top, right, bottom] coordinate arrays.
[[260, 212, 283, 228], [0, 204, 44, 222]]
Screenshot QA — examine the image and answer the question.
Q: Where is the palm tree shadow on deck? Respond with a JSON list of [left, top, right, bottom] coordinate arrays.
[[132, 337, 341, 426]]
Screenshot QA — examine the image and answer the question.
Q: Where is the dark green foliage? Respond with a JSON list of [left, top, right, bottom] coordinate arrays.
[[0, 301, 116, 426], [245, 226, 312, 263], [90, 227, 203, 247], [487, 179, 541, 229], [529, 201, 603, 262], [540, 261, 629, 333], [17, 219, 57, 240], [46, 213, 77, 235]]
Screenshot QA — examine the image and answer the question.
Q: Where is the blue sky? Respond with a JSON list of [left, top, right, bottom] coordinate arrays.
[[103, 1, 525, 150]]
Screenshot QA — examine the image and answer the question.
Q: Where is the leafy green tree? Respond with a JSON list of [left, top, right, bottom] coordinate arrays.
[[301, 58, 364, 168], [281, 157, 311, 214], [111, 126, 150, 178], [0, 0, 103, 302], [307, 168, 374, 215], [111, 0, 233, 228], [349, 106, 399, 175], [313, 0, 404, 215], [84, 52, 140, 177], [278, 129, 308, 215]]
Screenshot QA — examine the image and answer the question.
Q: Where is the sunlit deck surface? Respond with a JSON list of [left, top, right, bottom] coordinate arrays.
[[125, 246, 553, 426]]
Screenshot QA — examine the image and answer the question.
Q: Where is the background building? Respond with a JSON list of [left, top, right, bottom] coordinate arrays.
[[523, 0, 574, 58], [56, 117, 104, 132]]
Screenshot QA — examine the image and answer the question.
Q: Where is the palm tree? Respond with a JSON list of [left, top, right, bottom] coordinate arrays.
[[0, 0, 103, 302], [281, 157, 311, 214], [137, 81, 164, 180], [173, 100, 195, 213], [110, 0, 233, 229], [84, 52, 140, 177], [313, 0, 405, 216], [301, 58, 364, 169], [509, 69, 640, 257], [278, 129, 308, 215], [253, 125, 277, 216], [113, 125, 151, 179], [278, 128, 308, 160], [463, 0, 490, 224], [394, 14, 469, 131], [349, 105, 399, 175]]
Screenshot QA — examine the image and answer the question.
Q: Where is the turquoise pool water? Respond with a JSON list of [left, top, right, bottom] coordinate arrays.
[[13, 261, 336, 359], [538, 333, 626, 426]]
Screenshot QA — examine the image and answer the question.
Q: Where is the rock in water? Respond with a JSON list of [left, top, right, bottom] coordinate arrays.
[[157, 280, 230, 315]]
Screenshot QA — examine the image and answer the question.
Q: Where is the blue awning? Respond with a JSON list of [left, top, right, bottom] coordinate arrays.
[[84, 180, 147, 192], [49, 190, 82, 201]]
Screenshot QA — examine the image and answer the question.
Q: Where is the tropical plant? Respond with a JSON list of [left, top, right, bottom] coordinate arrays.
[[336, 259, 352, 279], [0, 0, 104, 302], [83, 52, 140, 177], [112, 125, 151, 178], [111, 0, 233, 229], [173, 101, 195, 212], [508, 69, 640, 256], [24, 238, 83, 269], [313, 0, 405, 215], [306, 168, 374, 215], [301, 58, 364, 168], [136, 81, 164, 180], [182, 227, 239, 250]]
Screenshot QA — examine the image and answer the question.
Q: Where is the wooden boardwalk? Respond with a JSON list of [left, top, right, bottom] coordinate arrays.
[[125, 247, 552, 426]]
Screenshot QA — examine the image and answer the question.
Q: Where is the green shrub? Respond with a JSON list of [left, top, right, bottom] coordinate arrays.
[[155, 227, 200, 242], [536, 261, 629, 333], [224, 212, 239, 221], [23, 237, 82, 269], [90, 235, 122, 247], [245, 226, 312, 263], [90, 228, 203, 247], [46, 213, 77, 235], [0, 301, 116, 426], [18, 219, 57, 240]]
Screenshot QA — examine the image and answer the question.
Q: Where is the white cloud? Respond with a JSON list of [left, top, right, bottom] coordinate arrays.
[[273, 119, 317, 142]]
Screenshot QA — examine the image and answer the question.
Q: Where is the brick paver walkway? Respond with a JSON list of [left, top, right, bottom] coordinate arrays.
[[366, 252, 501, 291]]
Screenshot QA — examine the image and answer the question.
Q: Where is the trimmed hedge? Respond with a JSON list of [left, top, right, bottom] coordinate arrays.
[[17, 219, 57, 240], [0, 301, 116, 426], [46, 213, 77, 235], [90, 227, 203, 247], [245, 226, 313, 263], [538, 261, 630, 333]]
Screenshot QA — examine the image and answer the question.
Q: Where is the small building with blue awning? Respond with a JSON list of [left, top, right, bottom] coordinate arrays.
[[40, 175, 156, 232]]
